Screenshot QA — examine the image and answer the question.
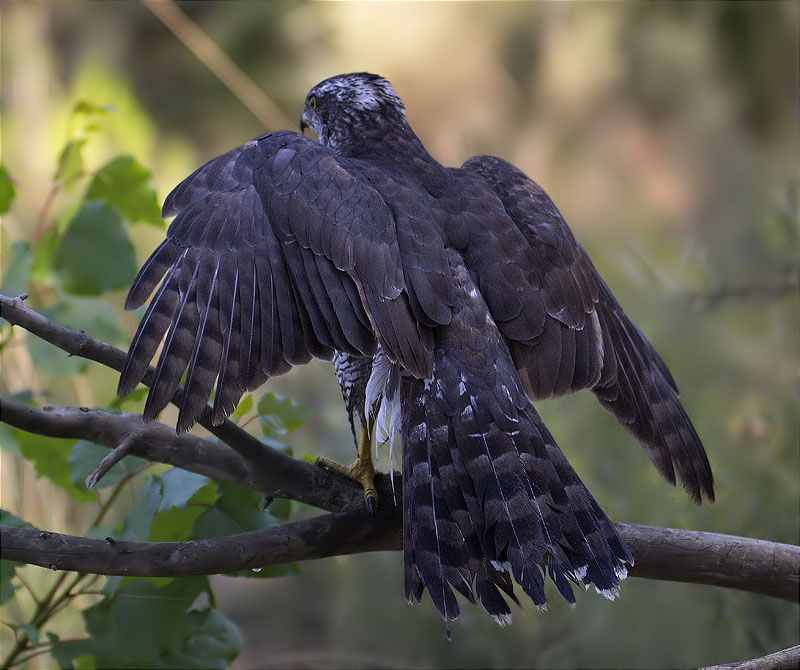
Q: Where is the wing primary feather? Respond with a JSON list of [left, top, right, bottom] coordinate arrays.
[[237, 251, 258, 387], [124, 240, 181, 311], [254, 252, 287, 376], [213, 264, 241, 424], [178, 260, 222, 433], [143, 253, 201, 422], [118, 250, 187, 398]]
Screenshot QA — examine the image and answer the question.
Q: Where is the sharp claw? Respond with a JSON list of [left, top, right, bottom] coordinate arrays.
[[366, 496, 377, 515]]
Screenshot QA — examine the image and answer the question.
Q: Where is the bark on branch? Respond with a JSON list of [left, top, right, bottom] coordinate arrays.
[[702, 644, 800, 670], [0, 511, 401, 576], [1, 521, 797, 603], [0, 398, 375, 512]]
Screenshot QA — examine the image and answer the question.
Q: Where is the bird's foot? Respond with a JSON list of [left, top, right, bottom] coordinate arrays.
[[316, 424, 378, 513], [316, 455, 378, 513]]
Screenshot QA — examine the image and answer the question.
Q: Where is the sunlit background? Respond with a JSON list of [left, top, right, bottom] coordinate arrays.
[[1, 2, 798, 668]]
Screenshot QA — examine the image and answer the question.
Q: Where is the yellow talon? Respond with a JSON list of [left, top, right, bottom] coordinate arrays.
[[316, 424, 378, 512]]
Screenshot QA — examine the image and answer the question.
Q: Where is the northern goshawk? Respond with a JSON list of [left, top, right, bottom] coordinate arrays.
[[118, 72, 713, 623]]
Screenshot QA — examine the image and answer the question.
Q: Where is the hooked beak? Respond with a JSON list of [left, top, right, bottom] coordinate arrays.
[[299, 110, 310, 135]]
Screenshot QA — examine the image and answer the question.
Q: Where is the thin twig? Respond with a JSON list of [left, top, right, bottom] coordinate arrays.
[[0, 571, 68, 668], [85, 433, 136, 489], [12, 572, 41, 606], [31, 183, 60, 242], [8, 646, 56, 668], [142, 0, 292, 130]]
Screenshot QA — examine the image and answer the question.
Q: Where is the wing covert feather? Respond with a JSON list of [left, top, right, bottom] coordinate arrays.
[[461, 154, 713, 503], [119, 131, 445, 430]]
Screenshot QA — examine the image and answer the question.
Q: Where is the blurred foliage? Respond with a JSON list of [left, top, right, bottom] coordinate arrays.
[[0, 77, 304, 669], [1, 2, 798, 669]]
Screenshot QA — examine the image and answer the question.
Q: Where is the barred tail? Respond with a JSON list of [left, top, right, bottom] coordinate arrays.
[[399, 253, 632, 622]]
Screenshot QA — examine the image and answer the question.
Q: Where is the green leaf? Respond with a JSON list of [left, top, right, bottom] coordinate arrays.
[[15, 431, 94, 502], [121, 476, 162, 541], [0, 423, 21, 456], [110, 386, 148, 410], [71, 576, 237, 669], [26, 295, 126, 377], [257, 393, 312, 436], [159, 470, 211, 512], [0, 165, 16, 214], [55, 138, 87, 185], [230, 393, 253, 423], [0, 240, 31, 298], [265, 496, 291, 521], [16, 623, 40, 645], [49, 633, 96, 670], [191, 482, 277, 539], [29, 225, 61, 286], [3, 390, 35, 406], [180, 609, 243, 667], [148, 482, 216, 543], [0, 560, 21, 605], [74, 654, 96, 670], [190, 482, 297, 579], [25, 331, 88, 378], [68, 441, 147, 491], [86, 155, 163, 227], [100, 575, 123, 597], [0, 509, 35, 528], [57, 294, 127, 344], [54, 200, 137, 294]]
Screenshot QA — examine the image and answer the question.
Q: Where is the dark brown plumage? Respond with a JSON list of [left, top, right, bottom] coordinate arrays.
[[119, 72, 712, 623]]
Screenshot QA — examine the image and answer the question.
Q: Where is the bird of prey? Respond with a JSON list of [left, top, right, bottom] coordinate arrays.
[[118, 72, 713, 623]]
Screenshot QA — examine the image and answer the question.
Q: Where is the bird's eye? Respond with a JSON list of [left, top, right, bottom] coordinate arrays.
[[310, 97, 317, 110]]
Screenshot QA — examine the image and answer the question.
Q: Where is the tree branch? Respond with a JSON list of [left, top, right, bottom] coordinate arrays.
[[702, 644, 800, 670], [0, 293, 364, 512], [0, 398, 371, 512], [0, 512, 401, 577], [615, 523, 799, 602], [1, 521, 797, 603]]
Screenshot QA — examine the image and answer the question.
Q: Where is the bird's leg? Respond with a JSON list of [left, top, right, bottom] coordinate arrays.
[[316, 423, 378, 513]]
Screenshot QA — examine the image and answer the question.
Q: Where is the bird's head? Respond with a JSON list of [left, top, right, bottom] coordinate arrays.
[[300, 72, 408, 152]]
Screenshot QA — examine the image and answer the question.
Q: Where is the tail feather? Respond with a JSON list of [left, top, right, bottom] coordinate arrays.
[[401, 386, 471, 619], [410, 378, 518, 622], [397, 253, 632, 622]]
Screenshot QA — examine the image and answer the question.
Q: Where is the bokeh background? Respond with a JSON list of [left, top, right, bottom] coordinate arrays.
[[1, 2, 798, 668]]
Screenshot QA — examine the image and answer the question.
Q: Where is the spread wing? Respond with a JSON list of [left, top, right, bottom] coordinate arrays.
[[118, 131, 451, 432], [460, 155, 714, 504]]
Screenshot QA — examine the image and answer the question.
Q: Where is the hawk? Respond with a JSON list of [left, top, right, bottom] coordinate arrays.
[[118, 72, 713, 623]]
